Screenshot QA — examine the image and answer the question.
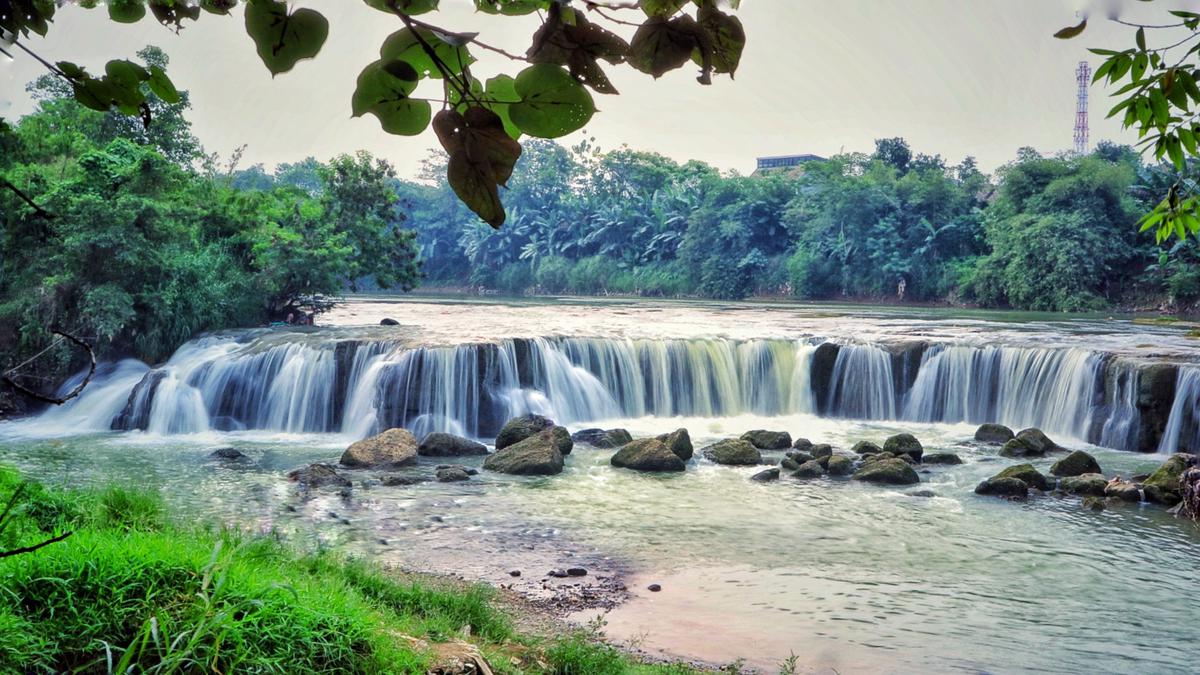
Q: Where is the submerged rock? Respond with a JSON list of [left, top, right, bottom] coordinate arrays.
[[656, 428, 694, 461], [883, 433, 923, 462], [1050, 450, 1102, 477], [1105, 478, 1142, 503], [483, 430, 565, 476], [380, 475, 429, 487], [922, 453, 963, 465], [751, 468, 781, 482], [702, 439, 762, 466], [287, 463, 351, 489], [1083, 496, 1107, 511], [780, 457, 802, 472], [341, 428, 418, 469], [975, 476, 1029, 498], [826, 454, 856, 476], [740, 429, 793, 450], [379, 318, 400, 326], [1059, 473, 1108, 497], [418, 432, 488, 457], [1143, 453, 1198, 506], [974, 423, 1015, 444], [435, 466, 472, 482], [852, 458, 920, 485], [994, 463, 1050, 491], [495, 414, 555, 450], [998, 437, 1040, 459], [572, 428, 633, 449], [611, 438, 686, 472], [210, 447, 246, 460], [851, 441, 883, 456], [792, 459, 826, 479]]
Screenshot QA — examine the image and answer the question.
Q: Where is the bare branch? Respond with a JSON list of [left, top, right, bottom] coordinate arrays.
[[2, 330, 97, 406], [0, 531, 73, 558], [0, 177, 53, 220]]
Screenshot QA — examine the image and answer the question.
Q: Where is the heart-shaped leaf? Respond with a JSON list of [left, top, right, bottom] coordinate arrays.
[[509, 63, 596, 138], [629, 16, 699, 78], [352, 59, 431, 136], [245, 0, 330, 76], [380, 27, 475, 79], [147, 65, 181, 104]]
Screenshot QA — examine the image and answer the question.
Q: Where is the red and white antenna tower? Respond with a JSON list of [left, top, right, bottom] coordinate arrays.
[[1074, 61, 1091, 155]]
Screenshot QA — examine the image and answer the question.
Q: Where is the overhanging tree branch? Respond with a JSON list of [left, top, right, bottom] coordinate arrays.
[[1, 330, 96, 405]]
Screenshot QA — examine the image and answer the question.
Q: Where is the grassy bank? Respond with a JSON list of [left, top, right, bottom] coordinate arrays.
[[0, 467, 697, 674]]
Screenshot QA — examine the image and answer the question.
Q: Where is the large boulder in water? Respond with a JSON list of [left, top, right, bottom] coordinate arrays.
[[922, 452, 963, 465], [974, 423, 1015, 444], [341, 428, 418, 469], [993, 463, 1050, 491], [975, 476, 1029, 498], [1143, 453, 1198, 506], [740, 430, 792, 450], [287, 463, 351, 489], [852, 458, 919, 485], [495, 414, 556, 450], [611, 438, 686, 472], [998, 432, 1057, 458], [572, 428, 633, 449], [851, 441, 883, 456], [826, 454, 856, 476], [792, 459, 826, 478], [882, 433, 923, 462], [702, 439, 762, 466], [1050, 450, 1102, 477], [751, 468, 781, 482], [418, 432, 488, 457], [483, 430, 565, 476], [1059, 473, 1108, 497], [1105, 478, 1142, 503], [792, 437, 814, 452], [435, 465, 472, 482], [656, 428, 693, 461]]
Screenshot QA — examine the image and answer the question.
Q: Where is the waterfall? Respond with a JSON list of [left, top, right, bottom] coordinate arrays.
[[901, 345, 1103, 442], [12, 329, 1197, 453], [826, 344, 896, 420], [1158, 367, 1200, 454]]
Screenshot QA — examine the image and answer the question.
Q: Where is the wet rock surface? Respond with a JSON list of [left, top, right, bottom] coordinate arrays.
[[495, 414, 556, 451], [341, 428, 419, 469], [418, 432, 488, 457], [483, 429, 566, 476], [852, 457, 920, 485], [740, 429, 793, 450], [974, 423, 1015, 444], [572, 427, 633, 449], [701, 438, 762, 465], [611, 438, 686, 472]]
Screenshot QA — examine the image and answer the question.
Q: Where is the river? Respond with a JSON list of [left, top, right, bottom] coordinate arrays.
[[1, 297, 1198, 673]]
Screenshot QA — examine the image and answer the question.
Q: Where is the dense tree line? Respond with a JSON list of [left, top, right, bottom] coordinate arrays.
[[362, 137, 1197, 310], [0, 49, 419, 407]]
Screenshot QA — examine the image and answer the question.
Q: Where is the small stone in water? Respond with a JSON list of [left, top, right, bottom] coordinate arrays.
[[647, 583, 662, 592], [548, 569, 569, 578], [509, 570, 521, 577], [378, 538, 388, 545], [327, 511, 339, 519], [567, 567, 588, 577]]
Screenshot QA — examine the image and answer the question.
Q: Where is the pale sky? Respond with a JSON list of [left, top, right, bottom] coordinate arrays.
[[3, 1, 1198, 178]]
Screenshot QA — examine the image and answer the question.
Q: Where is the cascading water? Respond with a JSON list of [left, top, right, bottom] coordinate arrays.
[[1158, 366, 1200, 454], [11, 330, 1198, 453], [901, 345, 1104, 442]]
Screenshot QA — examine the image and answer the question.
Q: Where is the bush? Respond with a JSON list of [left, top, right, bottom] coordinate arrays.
[[698, 254, 756, 300], [494, 262, 534, 295], [567, 256, 612, 294], [534, 256, 571, 293]]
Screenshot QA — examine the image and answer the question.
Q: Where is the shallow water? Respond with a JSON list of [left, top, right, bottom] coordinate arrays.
[[2, 297, 1199, 673]]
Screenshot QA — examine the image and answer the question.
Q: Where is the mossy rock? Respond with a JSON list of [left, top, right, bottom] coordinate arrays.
[[851, 441, 883, 456], [792, 437, 814, 452], [792, 459, 826, 479], [495, 414, 555, 450], [811, 444, 833, 459], [572, 428, 633, 449], [418, 432, 488, 457], [975, 476, 1028, 498], [780, 457, 802, 472], [1015, 428, 1058, 455], [922, 453, 963, 465], [852, 457, 919, 485], [974, 423, 1014, 444], [483, 430, 565, 476], [826, 454, 855, 476], [740, 429, 792, 450], [999, 437, 1039, 458], [702, 439, 762, 466], [656, 428, 694, 461], [994, 463, 1050, 491], [611, 438, 686, 472], [1050, 450, 1101, 477], [882, 433, 923, 461], [341, 428, 418, 469], [1143, 453, 1197, 506], [1059, 473, 1107, 497]]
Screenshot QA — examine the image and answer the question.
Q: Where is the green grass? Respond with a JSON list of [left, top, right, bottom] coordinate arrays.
[[0, 466, 710, 674]]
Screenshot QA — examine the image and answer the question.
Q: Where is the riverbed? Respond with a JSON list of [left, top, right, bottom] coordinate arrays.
[[2, 297, 1198, 673]]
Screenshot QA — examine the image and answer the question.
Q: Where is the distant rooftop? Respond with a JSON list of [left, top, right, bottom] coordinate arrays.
[[755, 154, 825, 171]]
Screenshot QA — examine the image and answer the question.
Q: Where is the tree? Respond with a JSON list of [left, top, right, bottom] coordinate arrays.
[[3, 0, 747, 228]]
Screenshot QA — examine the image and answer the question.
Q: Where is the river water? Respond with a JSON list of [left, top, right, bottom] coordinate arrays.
[[2, 297, 1199, 673]]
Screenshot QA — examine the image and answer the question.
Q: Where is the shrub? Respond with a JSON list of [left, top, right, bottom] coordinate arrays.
[[534, 256, 572, 293], [494, 262, 534, 295], [567, 256, 612, 294]]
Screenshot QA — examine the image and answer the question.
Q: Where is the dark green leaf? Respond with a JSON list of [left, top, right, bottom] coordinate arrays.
[[108, 0, 146, 23], [509, 63, 596, 138], [380, 27, 475, 79], [147, 65, 181, 104], [244, 0, 330, 76], [351, 60, 431, 136], [629, 16, 699, 78]]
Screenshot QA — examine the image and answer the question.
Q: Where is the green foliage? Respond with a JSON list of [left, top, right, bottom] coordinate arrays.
[[8, 0, 745, 228]]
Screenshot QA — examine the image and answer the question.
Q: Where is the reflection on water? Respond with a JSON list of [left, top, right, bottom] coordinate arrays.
[[2, 413, 1197, 673]]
